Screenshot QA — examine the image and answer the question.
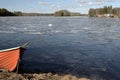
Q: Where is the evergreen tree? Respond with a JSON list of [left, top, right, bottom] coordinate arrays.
[[0, 8, 22, 16]]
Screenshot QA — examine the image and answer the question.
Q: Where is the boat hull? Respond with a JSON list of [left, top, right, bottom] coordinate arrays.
[[0, 47, 23, 71]]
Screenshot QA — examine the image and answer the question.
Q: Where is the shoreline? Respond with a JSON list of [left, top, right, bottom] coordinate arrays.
[[0, 72, 90, 80]]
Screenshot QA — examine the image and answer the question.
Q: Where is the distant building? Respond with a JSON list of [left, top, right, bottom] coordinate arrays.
[[103, 14, 114, 17], [96, 14, 103, 17]]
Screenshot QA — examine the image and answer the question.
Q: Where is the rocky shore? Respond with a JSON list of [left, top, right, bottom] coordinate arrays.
[[0, 72, 90, 80]]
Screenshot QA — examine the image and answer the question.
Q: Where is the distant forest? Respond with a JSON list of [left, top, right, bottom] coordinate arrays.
[[0, 8, 54, 16], [0, 8, 82, 17], [0, 8, 22, 16], [89, 6, 120, 18]]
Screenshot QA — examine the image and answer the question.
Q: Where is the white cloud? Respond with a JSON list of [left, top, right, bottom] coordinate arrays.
[[94, 0, 115, 3], [75, 0, 115, 6], [75, 0, 87, 3], [88, 1, 103, 5], [79, 4, 87, 7], [106, 0, 115, 2], [39, 1, 49, 5], [78, 1, 103, 6], [63, 4, 79, 9]]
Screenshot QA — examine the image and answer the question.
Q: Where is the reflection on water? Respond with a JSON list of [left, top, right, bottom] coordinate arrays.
[[0, 16, 120, 80]]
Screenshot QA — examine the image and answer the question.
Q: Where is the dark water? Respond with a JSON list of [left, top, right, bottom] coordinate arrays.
[[0, 16, 120, 80]]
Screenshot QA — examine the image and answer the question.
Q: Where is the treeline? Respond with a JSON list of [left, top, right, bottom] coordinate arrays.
[[89, 6, 120, 18], [22, 13, 54, 16], [54, 10, 81, 16], [112, 8, 120, 18], [0, 8, 22, 16], [1, 8, 82, 17], [0, 8, 54, 16], [89, 6, 112, 17]]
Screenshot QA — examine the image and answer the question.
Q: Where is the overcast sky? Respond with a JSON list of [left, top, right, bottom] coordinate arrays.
[[0, 0, 119, 14]]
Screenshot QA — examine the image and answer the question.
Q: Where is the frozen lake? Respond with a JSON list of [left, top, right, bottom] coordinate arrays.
[[0, 16, 120, 80]]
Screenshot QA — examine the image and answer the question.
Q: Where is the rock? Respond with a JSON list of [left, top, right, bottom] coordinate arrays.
[[47, 73, 52, 77], [38, 74, 46, 79], [0, 72, 91, 80], [71, 76, 78, 80], [78, 78, 90, 80], [61, 75, 78, 80], [33, 73, 38, 77], [51, 74, 61, 80]]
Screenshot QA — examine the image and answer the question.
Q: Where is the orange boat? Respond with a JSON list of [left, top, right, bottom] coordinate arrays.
[[0, 42, 29, 72]]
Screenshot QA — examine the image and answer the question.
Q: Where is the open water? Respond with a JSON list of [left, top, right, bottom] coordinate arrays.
[[0, 16, 120, 80]]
